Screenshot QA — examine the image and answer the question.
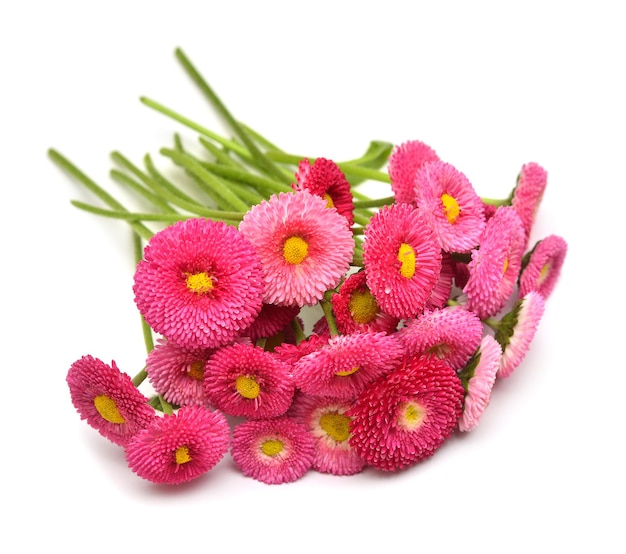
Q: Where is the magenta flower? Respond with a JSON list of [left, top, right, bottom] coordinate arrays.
[[494, 291, 546, 378], [146, 338, 213, 408], [293, 332, 404, 400], [274, 332, 329, 366], [238, 190, 354, 307], [330, 270, 399, 335], [133, 218, 264, 350], [230, 417, 315, 484], [414, 161, 486, 253], [425, 251, 455, 310], [512, 162, 548, 245], [458, 335, 502, 432], [519, 234, 568, 299], [125, 405, 230, 485], [363, 202, 442, 319], [204, 342, 295, 419], [289, 394, 365, 476], [67, 355, 155, 447], [396, 306, 483, 371], [388, 140, 440, 204], [348, 354, 464, 471], [293, 157, 354, 226], [242, 303, 301, 343], [463, 206, 526, 319]]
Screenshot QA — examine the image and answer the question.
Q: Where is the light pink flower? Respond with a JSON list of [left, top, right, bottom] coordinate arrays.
[[289, 394, 365, 476], [388, 140, 440, 204], [133, 218, 264, 350], [463, 206, 526, 319], [67, 355, 155, 447], [293, 332, 403, 400], [145, 338, 213, 408], [519, 235, 568, 299], [363, 203, 442, 319], [204, 342, 295, 419], [348, 354, 464, 471], [414, 161, 486, 253], [396, 306, 483, 370], [238, 190, 354, 307], [293, 157, 354, 226], [512, 162, 548, 245], [458, 335, 502, 432], [125, 405, 230, 485], [231, 417, 315, 484], [495, 291, 546, 378]]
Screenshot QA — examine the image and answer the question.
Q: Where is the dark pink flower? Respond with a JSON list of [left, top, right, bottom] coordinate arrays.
[[512, 162, 548, 245], [125, 405, 230, 485], [67, 355, 155, 447], [388, 140, 440, 204], [242, 303, 301, 343], [519, 235, 568, 299]]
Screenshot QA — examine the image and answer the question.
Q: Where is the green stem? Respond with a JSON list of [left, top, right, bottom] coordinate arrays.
[[109, 169, 176, 213], [353, 196, 394, 209], [320, 298, 340, 337], [239, 121, 284, 152], [352, 210, 372, 227], [159, 396, 174, 415], [200, 160, 293, 195], [133, 233, 155, 355], [481, 197, 510, 206], [483, 317, 500, 330], [132, 368, 148, 387], [290, 318, 307, 345], [199, 137, 241, 167]]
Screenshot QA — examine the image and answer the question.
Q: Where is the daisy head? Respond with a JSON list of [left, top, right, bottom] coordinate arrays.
[[494, 291, 546, 378], [388, 139, 440, 204], [203, 342, 295, 419], [330, 270, 399, 335], [519, 234, 568, 299], [348, 354, 464, 471], [396, 306, 483, 371], [292, 332, 404, 400], [458, 335, 502, 432], [242, 303, 301, 343], [511, 162, 548, 245], [145, 338, 213, 408], [238, 190, 354, 307], [230, 417, 315, 484], [125, 405, 230, 485], [363, 202, 442, 319], [463, 206, 526, 319], [414, 161, 486, 253], [425, 251, 455, 310], [67, 355, 155, 447], [289, 394, 365, 476], [133, 218, 264, 350], [293, 157, 354, 226]]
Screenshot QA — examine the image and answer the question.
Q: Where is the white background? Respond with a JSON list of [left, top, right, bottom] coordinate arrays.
[[2, 1, 624, 552]]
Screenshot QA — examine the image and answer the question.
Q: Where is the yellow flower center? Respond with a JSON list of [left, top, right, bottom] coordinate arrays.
[[397, 243, 416, 279], [185, 271, 214, 294], [441, 193, 460, 224], [428, 343, 450, 359], [398, 400, 426, 431], [319, 412, 351, 442], [235, 375, 261, 399], [261, 439, 284, 457], [538, 262, 551, 285], [503, 257, 509, 275], [283, 236, 309, 265], [335, 366, 359, 377], [175, 445, 192, 465], [188, 360, 205, 381], [94, 395, 125, 424], [322, 193, 335, 208], [348, 288, 379, 324]]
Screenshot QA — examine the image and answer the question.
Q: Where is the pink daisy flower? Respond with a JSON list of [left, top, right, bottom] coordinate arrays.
[[67, 355, 155, 447], [363, 202, 442, 319], [146, 338, 213, 408], [348, 354, 464, 471], [274, 332, 329, 366], [388, 140, 440, 204], [425, 251, 455, 310], [242, 303, 301, 343], [463, 206, 526, 319], [330, 270, 399, 335], [289, 394, 365, 476], [512, 162, 548, 245], [519, 234, 568, 299], [231, 417, 315, 484], [125, 405, 230, 485], [204, 342, 295, 419], [414, 161, 486, 253], [494, 291, 546, 378], [133, 218, 264, 350], [238, 190, 354, 307], [293, 332, 404, 400], [293, 157, 355, 226], [458, 335, 502, 432], [396, 306, 483, 370]]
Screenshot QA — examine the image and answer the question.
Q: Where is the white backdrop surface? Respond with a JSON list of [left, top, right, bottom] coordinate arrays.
[[2, 2, 624, 552]]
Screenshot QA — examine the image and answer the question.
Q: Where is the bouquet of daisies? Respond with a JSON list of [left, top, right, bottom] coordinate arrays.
[[52, 48, 567, 486]]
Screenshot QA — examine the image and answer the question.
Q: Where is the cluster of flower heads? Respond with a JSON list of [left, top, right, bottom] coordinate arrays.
[[67, 141, 567, 486]]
